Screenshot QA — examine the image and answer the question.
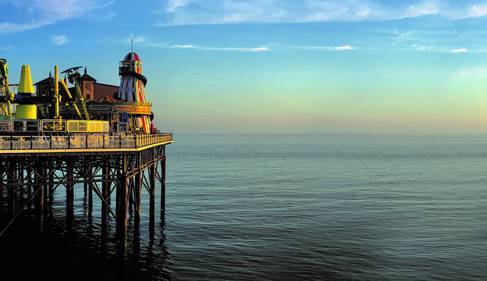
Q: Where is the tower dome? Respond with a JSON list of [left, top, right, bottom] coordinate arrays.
[[124, 52, 140, 61]]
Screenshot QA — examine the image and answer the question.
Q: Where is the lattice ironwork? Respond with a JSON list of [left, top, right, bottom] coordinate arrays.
[[0, 143, 168, 246]]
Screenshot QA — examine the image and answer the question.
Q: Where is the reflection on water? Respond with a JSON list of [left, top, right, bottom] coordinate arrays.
[[0, 186, 170, 281]]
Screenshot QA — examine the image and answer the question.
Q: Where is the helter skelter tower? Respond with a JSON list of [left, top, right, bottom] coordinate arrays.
[[118, 51, 152, 134]]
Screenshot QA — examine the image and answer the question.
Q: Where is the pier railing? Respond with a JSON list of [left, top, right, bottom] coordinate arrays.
[[0, 133, 173, 151]]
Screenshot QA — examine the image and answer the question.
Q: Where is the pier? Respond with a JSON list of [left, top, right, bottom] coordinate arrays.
[[0, 133, 172, 249], [0, 50, 173, 255]]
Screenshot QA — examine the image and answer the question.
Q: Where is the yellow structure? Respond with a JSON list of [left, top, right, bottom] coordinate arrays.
[[0, 59, 12, 118], [16, 104, 37, 119], [59, 79, 82, 119], [66, 120, 109, 133], [18, 65, 34, 94], [16, 64, 37, 119], [54, 65, 60, 119]]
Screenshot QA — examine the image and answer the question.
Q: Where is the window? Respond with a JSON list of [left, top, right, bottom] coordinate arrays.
[[85, 82, 91, 90]]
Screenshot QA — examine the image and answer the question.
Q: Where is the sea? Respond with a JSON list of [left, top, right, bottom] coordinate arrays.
[[0, 134, 486, 281]]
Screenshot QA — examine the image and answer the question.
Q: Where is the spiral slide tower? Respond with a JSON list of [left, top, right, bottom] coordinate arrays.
[[118, 52, 152, 134]]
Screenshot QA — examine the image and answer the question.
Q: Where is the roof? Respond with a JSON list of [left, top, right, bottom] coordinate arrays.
[[35, 77, 53, 85], [80, 67, 96, 81], [96, 82, 119, 88], [81, 73, 96, 82], [97, 95, 119, 102], [81, 73, 96, 81], [124, 52, 140, 61]]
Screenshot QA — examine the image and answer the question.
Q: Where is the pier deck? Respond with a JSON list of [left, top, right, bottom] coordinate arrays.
[[0, 133, 172, 154], [0, 133, 172, 251]]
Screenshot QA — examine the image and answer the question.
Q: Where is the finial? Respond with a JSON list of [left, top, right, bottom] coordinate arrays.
[[49, 71, 52, 78], [131, 39, 134, 54], [84, 67, 87, 75]]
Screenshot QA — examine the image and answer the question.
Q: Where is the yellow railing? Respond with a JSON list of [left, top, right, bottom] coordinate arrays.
[[0, 133, 173, 151]]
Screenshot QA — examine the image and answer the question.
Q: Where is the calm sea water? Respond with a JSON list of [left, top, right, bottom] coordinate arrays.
[[1, 134, 487, 280]]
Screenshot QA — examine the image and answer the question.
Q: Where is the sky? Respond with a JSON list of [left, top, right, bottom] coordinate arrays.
[[3, 0, 487, 134]]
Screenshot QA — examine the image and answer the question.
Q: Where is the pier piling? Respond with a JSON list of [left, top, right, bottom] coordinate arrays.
[[0, 134, 172, 241]]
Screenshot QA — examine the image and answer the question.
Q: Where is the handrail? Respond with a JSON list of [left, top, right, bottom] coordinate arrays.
[[0, 133, 173, 151]]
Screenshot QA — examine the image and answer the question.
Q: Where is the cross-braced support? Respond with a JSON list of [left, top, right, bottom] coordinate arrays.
[[0, 143, 168, 245]]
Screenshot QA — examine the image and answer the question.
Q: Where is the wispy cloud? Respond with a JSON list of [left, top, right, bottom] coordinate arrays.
[[405, 1, 439, 17], [409, 44, 435, 52], [166, 0, 191, 13], [171, 44, 270, 52], [450, 47, 469, 54], [468, 4, 487, 17], [115, 34, 270, 52], [114, 32, 480, 55], [406, 44, 471, 54], [51, 34, 69, 46], [336, 44, 354, 51], [292, 44, 355, 51], [171, 44, 194, 49], [155, 0, 487, 26], [0, 0, 115, 33], [126, 33, 146, 44]]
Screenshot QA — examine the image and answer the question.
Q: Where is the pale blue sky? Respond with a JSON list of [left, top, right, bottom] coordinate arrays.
[[3, 0, 487, 134]]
